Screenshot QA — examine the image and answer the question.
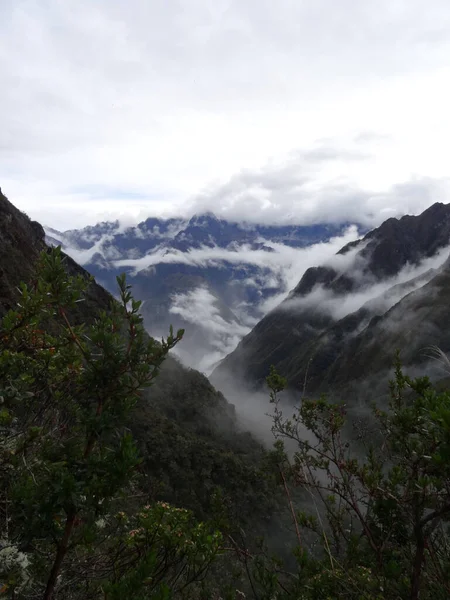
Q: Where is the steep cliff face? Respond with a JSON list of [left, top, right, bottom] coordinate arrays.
[[212, 203, 450, 398], [0, 187, 113, 320], [0, 188, 47, 314]]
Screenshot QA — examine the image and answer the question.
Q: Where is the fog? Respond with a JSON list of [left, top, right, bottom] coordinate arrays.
[[168, 286, 251, 373], [207, 245, 450, 449], [125, 227, 361, 372], [280, 244, 450, 321]]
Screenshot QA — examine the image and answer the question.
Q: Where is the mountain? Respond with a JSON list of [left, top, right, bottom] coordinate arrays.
[[0, 187, 276, 526], [0, 190, 47, 314], [212, 202, 450, 402], [46, 214, 356, 372]]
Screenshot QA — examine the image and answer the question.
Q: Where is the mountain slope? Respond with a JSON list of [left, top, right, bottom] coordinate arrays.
[[0, 187, 275, 525], [212, 203, 450, 398], [0, 188, 47, 314], [47, 215, 357, 371], [315, 258, 450, 397]]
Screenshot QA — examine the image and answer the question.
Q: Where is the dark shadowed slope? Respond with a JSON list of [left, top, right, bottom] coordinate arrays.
[[314, 256, 450, 397], [212, 203, 450, 398], [0, 188, 47, 314]]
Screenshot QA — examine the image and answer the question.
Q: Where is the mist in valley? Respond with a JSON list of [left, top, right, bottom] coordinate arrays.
[[166, 241, 450, 459]]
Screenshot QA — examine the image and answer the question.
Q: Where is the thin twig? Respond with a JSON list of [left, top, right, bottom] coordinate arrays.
[[279, 465, 302, 548]]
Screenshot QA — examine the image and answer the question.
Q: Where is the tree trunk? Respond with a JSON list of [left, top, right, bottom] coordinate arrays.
[[43, 512, 76, 600], [410, 535, 425, 600]]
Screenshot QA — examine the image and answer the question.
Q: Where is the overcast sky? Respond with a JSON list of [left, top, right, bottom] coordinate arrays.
[[2, 0, 450, 229]]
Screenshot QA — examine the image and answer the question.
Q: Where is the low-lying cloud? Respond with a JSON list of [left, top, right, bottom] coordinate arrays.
[[52, 221, 364, 373], [114, 226, 360, 293], [127, 227, 360, 372], [281, 245, 450, 322], [169, 286, 251, 373]]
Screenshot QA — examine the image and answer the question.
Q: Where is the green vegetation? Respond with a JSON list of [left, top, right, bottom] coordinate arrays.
[[1, 248, 450, 599], [0, 249, 219, 599], [264, 363, 450, 599]]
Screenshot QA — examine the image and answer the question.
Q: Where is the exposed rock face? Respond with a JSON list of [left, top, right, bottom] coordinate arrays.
[[337, 202, 450, 277], [0, 187, 112, 321], [212, 203, 450, 399], [0, 188, 46, 314]]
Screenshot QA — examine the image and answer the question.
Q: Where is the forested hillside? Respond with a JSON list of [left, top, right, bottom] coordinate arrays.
[[1, 189, 450, 599], [0, 190, 282, 595]]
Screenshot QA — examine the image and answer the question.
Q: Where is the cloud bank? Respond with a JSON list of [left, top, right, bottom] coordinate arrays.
[[281, 245, 450, 322], [169, 286, 251, 373], [113, 226, 360, 300], [2, 1, 450, 229]]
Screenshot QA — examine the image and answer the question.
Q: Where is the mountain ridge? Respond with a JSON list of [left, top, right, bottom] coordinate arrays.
[[212, 201, 450, 400], [47, 212, 358, 371]]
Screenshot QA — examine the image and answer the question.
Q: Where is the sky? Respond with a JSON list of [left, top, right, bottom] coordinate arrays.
[[2, 0, 450, 229]]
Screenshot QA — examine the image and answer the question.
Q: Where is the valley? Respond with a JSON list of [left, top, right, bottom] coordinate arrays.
[[46, 214, 360, 372], [2, 187, 450, 598]]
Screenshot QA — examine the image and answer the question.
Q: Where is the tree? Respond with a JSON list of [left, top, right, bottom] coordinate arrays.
[[6, 245, 450, 599], [266, 362, 450, 599], [0, 248, 221, 599]]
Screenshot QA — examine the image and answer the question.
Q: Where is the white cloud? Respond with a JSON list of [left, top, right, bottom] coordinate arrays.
[[58, 225, 362, 370], [52, 232, 119, 266], [169, 286, 251, 373], [188, 166, 450, 228], [280, 245, 450, 321], [113, 226, 356, 267], [113, 226, 360, 294], [2, 1, 450, 229]]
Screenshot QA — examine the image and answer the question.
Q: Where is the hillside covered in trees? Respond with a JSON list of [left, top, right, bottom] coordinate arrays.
[[1, 189, 450, 599]]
